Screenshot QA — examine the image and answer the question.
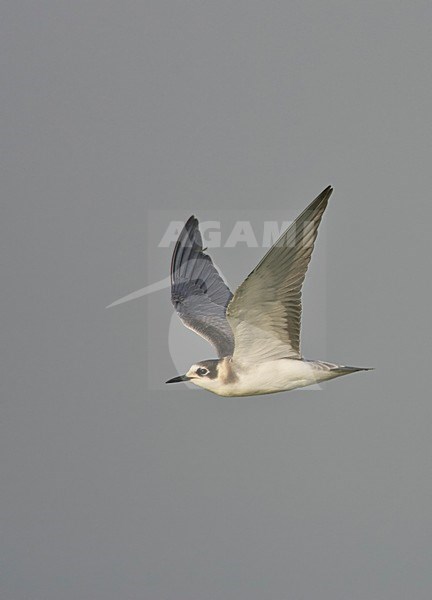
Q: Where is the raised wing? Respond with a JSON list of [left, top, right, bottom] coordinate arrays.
[[227, 186, 332, 364], [171, 216, 235, 358]]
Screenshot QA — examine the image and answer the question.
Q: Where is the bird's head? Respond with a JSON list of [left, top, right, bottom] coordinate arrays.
[[166, 359, 221, 393]]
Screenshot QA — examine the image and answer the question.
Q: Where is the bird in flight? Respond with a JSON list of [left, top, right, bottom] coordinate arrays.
[[166, 186, 371, 396]]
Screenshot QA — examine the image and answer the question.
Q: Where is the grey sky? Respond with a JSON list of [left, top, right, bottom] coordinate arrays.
[[1, 2, 431, 599]]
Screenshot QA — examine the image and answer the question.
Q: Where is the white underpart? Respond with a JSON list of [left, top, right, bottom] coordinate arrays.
[[190, 359, 341, 397]]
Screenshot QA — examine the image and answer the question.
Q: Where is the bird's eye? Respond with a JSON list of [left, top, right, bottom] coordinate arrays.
[[196, 367, 208, 377]]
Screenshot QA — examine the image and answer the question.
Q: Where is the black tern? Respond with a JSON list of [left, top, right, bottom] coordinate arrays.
[[166, 186, 371, 396]]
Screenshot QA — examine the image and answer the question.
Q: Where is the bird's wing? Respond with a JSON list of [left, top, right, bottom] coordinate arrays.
[[226, 186, 332, 364], [171, 216, 235, 358]]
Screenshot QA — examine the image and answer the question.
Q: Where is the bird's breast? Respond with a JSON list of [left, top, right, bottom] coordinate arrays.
[[214, 358, 319, 396]]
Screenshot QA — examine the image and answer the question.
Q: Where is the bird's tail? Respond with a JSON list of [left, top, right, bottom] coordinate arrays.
[[330, 365, 374, 376]]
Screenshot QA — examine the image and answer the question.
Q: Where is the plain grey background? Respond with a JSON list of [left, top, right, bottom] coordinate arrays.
[[1, 2, 431, 599]]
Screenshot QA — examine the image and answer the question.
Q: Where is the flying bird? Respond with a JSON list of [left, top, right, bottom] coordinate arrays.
[[166, 186, 371, 396]]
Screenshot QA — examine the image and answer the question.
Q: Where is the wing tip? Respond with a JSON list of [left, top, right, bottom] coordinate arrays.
[[321, 184, 333, 200], [184, 215, 198, 229], [299, 185, 333, 218]]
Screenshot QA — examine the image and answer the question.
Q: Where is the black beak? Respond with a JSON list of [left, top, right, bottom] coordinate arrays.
[[165, 374, 191, 384]]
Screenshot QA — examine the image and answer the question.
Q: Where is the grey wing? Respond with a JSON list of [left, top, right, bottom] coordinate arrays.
[[171, 216, 235, 358], [227, 186, 332, 364]]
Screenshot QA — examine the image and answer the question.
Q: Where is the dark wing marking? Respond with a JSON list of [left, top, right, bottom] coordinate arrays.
[[170, 216, 235, 358]]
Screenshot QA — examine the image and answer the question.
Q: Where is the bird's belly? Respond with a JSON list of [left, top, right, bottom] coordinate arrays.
[[220, 360, 329, 396]]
